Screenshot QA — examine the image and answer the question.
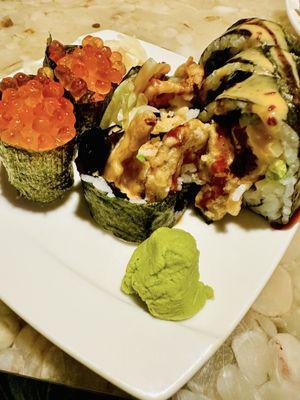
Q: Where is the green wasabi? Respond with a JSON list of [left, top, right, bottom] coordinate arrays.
[[122, 227, 214, 321]]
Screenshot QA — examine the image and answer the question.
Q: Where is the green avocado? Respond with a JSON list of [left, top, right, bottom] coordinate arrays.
[[266, 159, 287, 180], [122, 227, 214, 321]]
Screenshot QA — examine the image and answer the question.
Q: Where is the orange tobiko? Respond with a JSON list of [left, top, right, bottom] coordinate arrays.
[[0, 73, 76, 151], [49, 36, 126, 102]]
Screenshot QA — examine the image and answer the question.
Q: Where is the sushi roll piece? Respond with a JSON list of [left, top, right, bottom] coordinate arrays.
[[200, 46, 300, 128], [0, 71, 77, 202], [76, 57, 210, 242], [76, 120, 185, 244], [200, 18, 291, 76], [76, 113, 211, 243], [200, 47, 275, 106], [43, 35, 127, 135], [197, 72, 299, 225], [192, 19, 300, 226]]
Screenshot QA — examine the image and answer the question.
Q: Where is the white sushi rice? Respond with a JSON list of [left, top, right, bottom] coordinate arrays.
[[128, 198, 147, 205], [81, 174, 146, 204], [244, 122, 299, 224], [181, 163, 205, 185], [231, 184, 249, 202], [180, 108, 200, 120], [81, 175, 115, 198]]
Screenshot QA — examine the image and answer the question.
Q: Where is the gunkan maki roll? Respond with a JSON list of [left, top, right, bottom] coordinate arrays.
[[76, 57, 212, 242], [44, 35, 127, 135], [0, 71, 77, 202]]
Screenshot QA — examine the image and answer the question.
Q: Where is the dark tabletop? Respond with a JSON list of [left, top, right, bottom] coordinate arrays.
[[0, 371, 126, 400]]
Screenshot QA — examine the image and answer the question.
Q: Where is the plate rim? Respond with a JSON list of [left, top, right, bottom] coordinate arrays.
[[286, 0, 300, 35], [0, 29, 299, 400]]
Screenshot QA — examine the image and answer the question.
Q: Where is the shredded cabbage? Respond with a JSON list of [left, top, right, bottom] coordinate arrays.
[[134, 58, 160, 93], [101, 79, 134, 129], [101, 78, 149, 130], [101, 61, 164, 130]]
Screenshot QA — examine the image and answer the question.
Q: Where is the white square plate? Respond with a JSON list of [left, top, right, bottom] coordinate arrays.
[[0, 30, 298, 400], [286, 0, 300, 35]]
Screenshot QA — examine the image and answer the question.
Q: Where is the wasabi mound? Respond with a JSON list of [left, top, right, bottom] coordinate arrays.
[[122, 227, 213, 321]]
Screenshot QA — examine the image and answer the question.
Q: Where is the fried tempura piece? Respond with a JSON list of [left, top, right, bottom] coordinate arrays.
[[103, 111, 156, 198], [142, 119, 210, 201], [144, 57, 204, 107]]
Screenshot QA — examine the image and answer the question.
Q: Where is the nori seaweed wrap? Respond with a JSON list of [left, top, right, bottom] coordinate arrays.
[[0, 72, 77, 202], [0, 139, 75, 202], [80, 176, 191, 243], [43, 35, 127, 135], [194, 18, 300, 226], [200, 18, 290, 76]]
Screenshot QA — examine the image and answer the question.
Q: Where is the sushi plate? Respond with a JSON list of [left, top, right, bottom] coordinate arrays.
[[286, 0, 300, 35], [0, 30, 298, 400]]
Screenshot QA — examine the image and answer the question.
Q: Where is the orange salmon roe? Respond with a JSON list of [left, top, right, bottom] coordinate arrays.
[[49, 36, 126, 101], [0, 73, 76, 151]]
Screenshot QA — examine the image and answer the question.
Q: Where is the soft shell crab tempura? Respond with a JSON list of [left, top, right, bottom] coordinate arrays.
[[143, 56, 204, 108], [76, 56, 207, 242], [100, 56, 214, 203], [103, 112, 212, 202], [101, 55, 259, 219]]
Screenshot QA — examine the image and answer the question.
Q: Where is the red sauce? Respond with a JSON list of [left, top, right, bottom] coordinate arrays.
[[166, 126, 184, 145], [198, 176, 227, 209], [216, 124, 229, 137], [211, 176, 227, 186], [232, 125, 247, 136], [171, 173, 179, 190], [267, 117, 277, 126], [271, 208, 300, 230], [183, 151, 195, 164], [211, 158, 228, 174], [167, 126, 180, 138]]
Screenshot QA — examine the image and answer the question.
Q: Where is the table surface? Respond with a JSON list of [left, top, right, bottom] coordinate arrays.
[[0, 1, 300, 399]]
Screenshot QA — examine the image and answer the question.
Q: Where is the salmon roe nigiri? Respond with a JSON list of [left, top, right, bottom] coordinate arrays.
[[0, 73, 76, 151], [48, 35, 126, 102]]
